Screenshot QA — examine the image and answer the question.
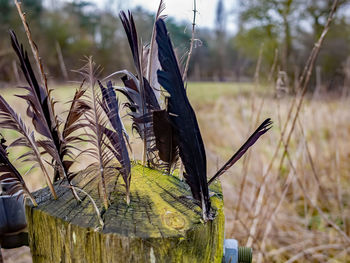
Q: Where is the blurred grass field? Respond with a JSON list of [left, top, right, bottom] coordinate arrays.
[[1, 81, 350, 262]]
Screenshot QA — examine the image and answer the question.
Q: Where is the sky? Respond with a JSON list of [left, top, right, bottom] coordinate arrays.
[[97, 0, 239, 33], [132, 0, 237, 31]]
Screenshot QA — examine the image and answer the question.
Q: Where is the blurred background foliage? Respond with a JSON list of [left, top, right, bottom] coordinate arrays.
[[1, 2, 350, 262], [0, 0, 350, 91]]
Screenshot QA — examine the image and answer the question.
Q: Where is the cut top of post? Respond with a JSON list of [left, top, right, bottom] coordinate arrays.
[[28, 164, 224, 238]]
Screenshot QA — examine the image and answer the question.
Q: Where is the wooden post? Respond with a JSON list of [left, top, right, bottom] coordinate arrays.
[[26, 164, 224, 263]]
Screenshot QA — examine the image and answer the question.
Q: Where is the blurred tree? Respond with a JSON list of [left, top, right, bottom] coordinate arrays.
[[0, 0, 16, 82], [234, 24, 279, 77], [23, 0, 43, 21], [214, 0, 226, 81], [0, 0, 349, 89], [236, 0, 350, 90], [303, 0, 349, 39], [296, 17, 350, 91], [0, 0, 12, 25], [237, 0, 299, 73], [295, 0, 350, 91]]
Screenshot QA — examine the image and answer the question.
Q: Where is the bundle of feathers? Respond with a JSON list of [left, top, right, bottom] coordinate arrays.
[[0, 2, 271, 221]]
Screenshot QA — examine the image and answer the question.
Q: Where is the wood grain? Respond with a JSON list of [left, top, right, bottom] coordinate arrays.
[[26, 164, 224, 263]]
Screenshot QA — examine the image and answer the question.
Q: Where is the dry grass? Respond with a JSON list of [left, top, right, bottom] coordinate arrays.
[[1, 81, 350, 262], [194, 85, 350, 262]]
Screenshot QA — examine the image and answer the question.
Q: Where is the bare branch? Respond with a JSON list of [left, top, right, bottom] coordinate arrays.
[[14, 0, 48, 92], [182, 0, 197, 84]]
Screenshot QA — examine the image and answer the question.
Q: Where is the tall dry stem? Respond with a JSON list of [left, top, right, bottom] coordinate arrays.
[[248, 1, 340, 237], [182, 0, 197, 83], [282, 132, 350, 244], [14, 0, 48, 92], [277, 0, 339, 172], [233, 44, 265, 232]]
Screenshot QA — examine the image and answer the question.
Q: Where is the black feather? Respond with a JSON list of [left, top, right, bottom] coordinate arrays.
[[208, 118, 272, 185], [118, 11, 161, 165], [119, 11, 142, 77], [156, 19, 210, 220], [118, 76, 149, 140], [143, 77, 160, 111], [10, 30, 61, 154], [152, 109, 179, 172]]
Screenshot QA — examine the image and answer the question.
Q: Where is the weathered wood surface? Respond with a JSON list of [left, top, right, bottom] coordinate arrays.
[[26, 164, 224, 263]]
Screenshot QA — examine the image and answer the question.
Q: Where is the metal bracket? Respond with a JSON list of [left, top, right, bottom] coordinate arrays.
[[223, 239, 253, 263], [223, 239, 239, 263], [0, 232, 29, 249]]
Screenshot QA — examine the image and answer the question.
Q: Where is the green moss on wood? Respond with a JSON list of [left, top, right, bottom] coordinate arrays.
[[26, 164, 224, 263]]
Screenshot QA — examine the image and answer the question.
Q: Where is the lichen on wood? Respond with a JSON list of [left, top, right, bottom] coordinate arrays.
[[26, 164, 224, 263]]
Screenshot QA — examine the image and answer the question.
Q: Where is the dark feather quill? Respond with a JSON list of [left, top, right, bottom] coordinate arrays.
[[118, 11, 160, 111], [9, 30, 80, 200], [0, 95, 57, 198], [156, 19, 210, 220], [0, 135, 37, 206], [208, 118, 272, 185], [119, 11, 142, 77], [116, 74, 158, 166], [99, 80, 131, 203], [56, 81, 90, 181], [78, 58, 129, 208], [118, 11, 161, 165], [62, 80, 90, 143], [10, 30, 60, 151]]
